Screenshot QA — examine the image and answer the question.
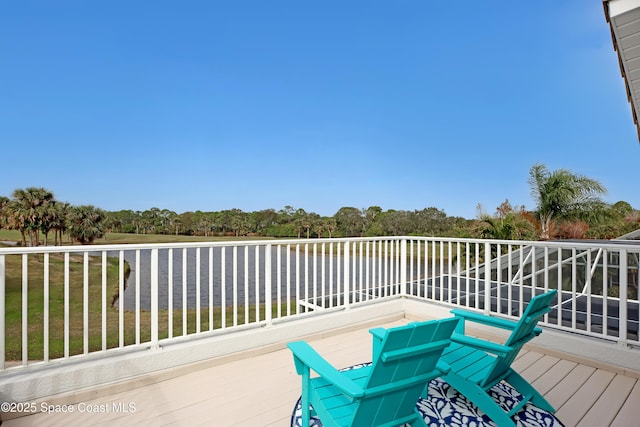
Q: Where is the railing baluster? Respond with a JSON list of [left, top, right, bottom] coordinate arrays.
[[221, 247, 226, 328], [277, 244, 282, 319], [119, 251, 124, 348], [182, 248, 188, 336], [321, 242, 326, 306], [254, 245, 260, 321], [467, 242, 472, 309], [265, 244, 272, 324], [286, 244, 292, 317], [313, 243, 317, 307], [438, 240, 444, 301], [328, 242, 333, 308], [377, 240, 383, 298], [400, 239, 407, 297], [359, 241, 364, 302], [135, 250, 141, 345], [619, 249, 628, 347], [447, 241, 452, 304], [571, 248, 577, 330], [603, 249, 608, 337], [474, 242, 479, 309], [45, 253, 50, 361], [543, 246, 549, 322], [301, 243, 307, 308], [101, 252, 107, 352], [557, 246, 562, 327], [366, 241, 371, 300], [168, 248, 174, 338], [484, 242, 491, 314], [295, 244, 300, 314], [233, 246, 238, 327], [150, 248, 159, 350], [244, 246, 249, 324], [337, 243, 342, 302], [209, 247, 214, 330], [518, 245, 524, 314], [22, 254, 29, 365], [64, 252, 70, 359], [389, 240, 395, 295], [286, 244, 291, 316], [83, 252, 89, 354], [384, 240, 389, 298], [344, 241, 350, 307], [196, 247, 202, 333], [586, 249, 592, 332], [456, 242, 461, 306], [431, 240, 436, 300]]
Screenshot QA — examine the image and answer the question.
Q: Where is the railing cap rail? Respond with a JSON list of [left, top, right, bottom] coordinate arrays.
[[1, 236, 639, 255]]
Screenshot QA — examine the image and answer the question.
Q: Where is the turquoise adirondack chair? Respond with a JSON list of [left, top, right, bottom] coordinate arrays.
[[440, 289, 558, 427], [288, 317, 458, 427]]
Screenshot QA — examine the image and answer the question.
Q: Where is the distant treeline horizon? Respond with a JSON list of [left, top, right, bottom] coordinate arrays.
[[3, 184, 640, 244], [103, 205, 472, 239]]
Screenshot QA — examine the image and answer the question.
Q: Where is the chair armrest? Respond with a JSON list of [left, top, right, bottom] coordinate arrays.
[[451, 308, 519, 331], [450, 332, 512, 357], [436, 359, 451, 374], [288, 341, 364, 398]]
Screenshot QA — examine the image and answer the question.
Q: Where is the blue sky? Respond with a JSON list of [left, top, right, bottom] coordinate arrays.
[[1, 1, 637, 219]]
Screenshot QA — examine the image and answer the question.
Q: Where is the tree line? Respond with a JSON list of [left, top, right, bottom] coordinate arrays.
[[1, 164, 639, 246], [101, 205, 471, 239]]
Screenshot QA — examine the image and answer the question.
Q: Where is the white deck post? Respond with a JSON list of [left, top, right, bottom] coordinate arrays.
[[619, 249, 628, 348], [344, 241, 350, 307], [484, 242, 491, 314]]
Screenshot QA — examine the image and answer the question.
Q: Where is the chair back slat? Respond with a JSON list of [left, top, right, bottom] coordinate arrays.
[[351, 317, 458, 426], [482, 290, 557, 387]]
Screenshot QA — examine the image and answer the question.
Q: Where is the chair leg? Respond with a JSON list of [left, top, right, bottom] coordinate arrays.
[[506, 370, 555, 413], [301, 369, 311, 427], [444, 375, 517, 427]]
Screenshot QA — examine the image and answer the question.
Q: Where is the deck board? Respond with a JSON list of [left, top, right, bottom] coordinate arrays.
[[556, 369, 615, 426], [580, 374, 637, 427], [611, 380, 640, 427], [530, 359, 578, 396], [519, 354, 561, 383], [3, 318, 640, 427], [544, 364, 596, 409]]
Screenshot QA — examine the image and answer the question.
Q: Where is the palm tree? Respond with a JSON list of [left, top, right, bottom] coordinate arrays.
[[10, 187, 55, 246], [66, 205, 106, 244], [478, 212, 536, 241], [4, 200, 28, 246], [51, 202, 71, 245], [0, 196, 9, 229], [528, 163, 607, 240]]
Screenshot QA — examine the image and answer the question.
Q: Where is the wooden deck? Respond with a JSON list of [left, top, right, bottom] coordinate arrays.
[[3, 318, 640, 427]]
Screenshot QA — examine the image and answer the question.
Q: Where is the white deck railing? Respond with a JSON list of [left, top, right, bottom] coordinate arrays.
[[1, 236, 638, 371]]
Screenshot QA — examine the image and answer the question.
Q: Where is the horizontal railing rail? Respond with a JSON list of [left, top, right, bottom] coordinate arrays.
[[1, 236, 639, 372]]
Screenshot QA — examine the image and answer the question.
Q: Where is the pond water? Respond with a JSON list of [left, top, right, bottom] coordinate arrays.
[[116, 246, 400, 310]]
